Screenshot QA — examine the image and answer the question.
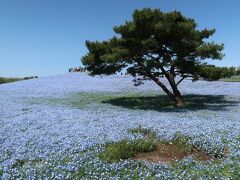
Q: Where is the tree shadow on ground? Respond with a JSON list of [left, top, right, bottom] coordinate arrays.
[[101, 94, 239, 112]]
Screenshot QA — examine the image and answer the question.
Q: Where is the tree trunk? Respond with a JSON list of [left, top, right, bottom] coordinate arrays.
[[171, 83, 185, 107], [163, 69, 185, 107], [174, 95, 185, 107], [147, 73, 185, 107]]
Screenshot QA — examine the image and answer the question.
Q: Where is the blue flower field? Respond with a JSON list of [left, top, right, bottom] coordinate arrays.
[[0, 73, 240, 179]]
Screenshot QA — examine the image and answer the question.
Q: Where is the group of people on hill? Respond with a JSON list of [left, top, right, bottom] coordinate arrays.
[[23, 76, 38, 80], [68, 67, 87, 72]]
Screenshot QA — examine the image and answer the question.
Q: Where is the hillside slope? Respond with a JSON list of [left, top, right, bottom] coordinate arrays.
[[0, 73, 240, 179]]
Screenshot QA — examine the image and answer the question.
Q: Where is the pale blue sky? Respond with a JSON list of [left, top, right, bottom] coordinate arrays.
[[0, 0, 240, 77]]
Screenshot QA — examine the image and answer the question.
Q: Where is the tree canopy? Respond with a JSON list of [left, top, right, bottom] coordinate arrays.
[[82, 8, 224, 106]]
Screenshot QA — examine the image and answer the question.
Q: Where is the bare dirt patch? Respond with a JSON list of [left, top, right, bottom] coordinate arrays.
[[132, 143, 212, 164]]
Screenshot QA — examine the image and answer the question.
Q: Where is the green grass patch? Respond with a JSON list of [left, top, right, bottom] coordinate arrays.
[[37, 92, 237, 112], [171, 133, 194, 153], [222, 75, 240, 82], [0, 77, 22, 84], [129, 127, 193, 154], [128, 125, 157, 139], [36, 92, 120, 108], [99, 139, 157, 163], [34, 91, 159, 109], [11, 158, 43, 169], [69, 92, 118, 108]]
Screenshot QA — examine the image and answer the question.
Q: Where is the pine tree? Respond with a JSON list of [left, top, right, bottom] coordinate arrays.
[[82, 8, 224, 107]]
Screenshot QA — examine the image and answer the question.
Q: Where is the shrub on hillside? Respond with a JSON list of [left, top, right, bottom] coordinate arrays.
[[199, 65, 239, 81]]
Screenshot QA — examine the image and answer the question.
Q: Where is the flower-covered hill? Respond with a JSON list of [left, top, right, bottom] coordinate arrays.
[[1, 73, 240, 96], [0, 73, 240, 179]]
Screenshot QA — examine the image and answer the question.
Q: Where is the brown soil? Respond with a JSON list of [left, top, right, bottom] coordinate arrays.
[[132, 143, 212, 164]]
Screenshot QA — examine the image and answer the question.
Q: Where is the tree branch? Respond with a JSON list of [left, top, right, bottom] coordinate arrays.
[[176, 76, 186, 86], [147, 72, 175, 99]]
